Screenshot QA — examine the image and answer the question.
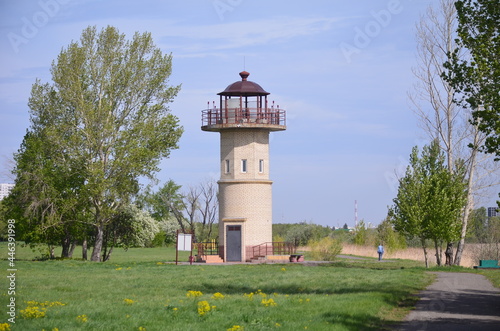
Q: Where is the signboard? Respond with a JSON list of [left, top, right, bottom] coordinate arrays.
[[177, 233, 192, 251], [175, 231, 194, 265]]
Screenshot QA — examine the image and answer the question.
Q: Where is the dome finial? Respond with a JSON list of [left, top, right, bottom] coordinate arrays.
[[239, 71, 250, 81]]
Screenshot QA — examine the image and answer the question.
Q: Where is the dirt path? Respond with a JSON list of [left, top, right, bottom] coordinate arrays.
[[394, 272, 500, 330]]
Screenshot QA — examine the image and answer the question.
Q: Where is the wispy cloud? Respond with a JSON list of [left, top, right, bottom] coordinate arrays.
[[158, 16, 339, 53]]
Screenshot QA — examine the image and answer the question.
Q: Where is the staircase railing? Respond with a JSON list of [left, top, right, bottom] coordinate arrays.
[[251, 242, 296, 260], [196, 240, 219, 257]]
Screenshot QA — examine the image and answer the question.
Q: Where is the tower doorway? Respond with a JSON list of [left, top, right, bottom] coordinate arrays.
[[226, 225, 242, 262]]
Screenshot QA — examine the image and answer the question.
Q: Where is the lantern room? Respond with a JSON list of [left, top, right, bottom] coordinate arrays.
[[201, 71, 286, 131]]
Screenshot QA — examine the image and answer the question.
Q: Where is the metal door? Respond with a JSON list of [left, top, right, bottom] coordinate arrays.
[[226, 225, 242, 262]]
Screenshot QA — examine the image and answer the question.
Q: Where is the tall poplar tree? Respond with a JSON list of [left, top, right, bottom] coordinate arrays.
[[444, 0, 500, 158]]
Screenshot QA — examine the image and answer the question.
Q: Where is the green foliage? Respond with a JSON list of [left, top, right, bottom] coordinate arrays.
[[140, 180, 184, 223], [390, 140, 468, 265], [352, 220, 378, 247], [158, 217, 184, 246], [376, 218, 407, 253], [330, 228, 354, 244], [273, 234, 285, 242], [108, 204, 160, 249], [8, 26, 182, 261], [308, 237, 343, 261], [467, 207, 489, 242], [282, 222, 333, 247], [140, 179, 218, 243], [150, 230, 167, 247], [444, 0, 500, 158], [272, 223, 294, 239], [353, 220, 368, 245]]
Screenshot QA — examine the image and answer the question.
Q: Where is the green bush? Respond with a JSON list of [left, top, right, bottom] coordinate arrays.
[[150, 230, 167, 247], [308, 237, 342, 261]]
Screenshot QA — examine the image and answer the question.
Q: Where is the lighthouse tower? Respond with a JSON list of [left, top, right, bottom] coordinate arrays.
[[201, 71, 286, 262]]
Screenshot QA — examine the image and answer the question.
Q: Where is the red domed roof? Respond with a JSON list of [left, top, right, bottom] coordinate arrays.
[[218, 71, 270, 96]]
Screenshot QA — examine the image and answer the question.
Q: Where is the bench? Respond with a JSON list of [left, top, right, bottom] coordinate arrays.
[[289, 254, 304, 262], [473, 259, 500, 269]]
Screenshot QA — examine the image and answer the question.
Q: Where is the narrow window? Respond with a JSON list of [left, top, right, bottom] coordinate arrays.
[[225, 159, 230, 174], [241, 159, 247, 173], [259, 159, 264, 173]]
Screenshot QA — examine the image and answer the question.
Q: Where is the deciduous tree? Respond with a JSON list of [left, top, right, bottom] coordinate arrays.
[[409, 0, 499, 265], [390, 140, 467, 266], [444, 0, 500, 159], [11, 26, 182, 261]]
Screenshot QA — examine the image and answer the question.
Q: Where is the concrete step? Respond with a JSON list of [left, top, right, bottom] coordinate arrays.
[[201, 255, 224, 263]]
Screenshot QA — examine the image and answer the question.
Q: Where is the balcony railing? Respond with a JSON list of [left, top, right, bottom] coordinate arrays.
[[202, 108, 286, 127]]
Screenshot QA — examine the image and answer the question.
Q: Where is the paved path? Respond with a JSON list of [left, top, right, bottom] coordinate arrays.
[[395, 272, 500, 331]]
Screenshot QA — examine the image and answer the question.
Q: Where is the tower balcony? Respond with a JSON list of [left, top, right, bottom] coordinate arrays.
[[201, 107, 286, 132]]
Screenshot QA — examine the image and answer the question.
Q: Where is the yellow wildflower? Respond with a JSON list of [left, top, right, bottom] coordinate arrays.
[[0, 323, 10, 331], [261, 298, 277, 307], [197, 300, 211, 316], [76, 314, 88, 323], [227, 326, 244, 331], [186, 290, 203, 298], [124, 298, 135, 305], [211, 292, 225, 299], [20, 306, 46, 319]]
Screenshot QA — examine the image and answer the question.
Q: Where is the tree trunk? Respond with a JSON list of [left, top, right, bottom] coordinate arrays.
[[454, 186, 475, 266], [434, 239, 442, 266], [454, 129, 479, 265], [49, 245, 55, 259], [82, 238, 88, 260], [445, 242, 453, 266], [421, 238, 429, 268], [91, 225, 104, 262], [68, 240, 77, 258], [103, 246, 114, 262], [61, 235, 71, 258]]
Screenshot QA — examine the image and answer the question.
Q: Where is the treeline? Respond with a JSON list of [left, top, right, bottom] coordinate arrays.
[[273, 209, 500, 260], [0, 178, 220, 261]]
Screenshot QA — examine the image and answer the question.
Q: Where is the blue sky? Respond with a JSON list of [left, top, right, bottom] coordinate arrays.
[[1, 0, 497, 227]]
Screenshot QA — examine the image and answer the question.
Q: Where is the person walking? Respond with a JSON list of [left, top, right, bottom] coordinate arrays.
[[377, 244, 384, 261]]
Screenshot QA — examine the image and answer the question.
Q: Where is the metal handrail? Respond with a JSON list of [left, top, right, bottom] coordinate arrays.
[[197, 241, 219, 256], [251, 242, 296, 259], [202, 107, 286, 127]]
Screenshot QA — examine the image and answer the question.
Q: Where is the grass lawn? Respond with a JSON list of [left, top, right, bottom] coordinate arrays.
[[1, 243, 488, 331]]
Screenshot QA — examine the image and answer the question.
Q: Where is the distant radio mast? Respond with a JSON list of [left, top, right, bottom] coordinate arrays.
[[354, 200, 358, 228]]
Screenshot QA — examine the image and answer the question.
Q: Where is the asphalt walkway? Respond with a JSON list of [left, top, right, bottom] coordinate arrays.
[[394, 272, 500, 331]]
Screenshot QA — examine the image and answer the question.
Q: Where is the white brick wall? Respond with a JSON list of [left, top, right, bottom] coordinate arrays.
[[218, 129, 274, 261]]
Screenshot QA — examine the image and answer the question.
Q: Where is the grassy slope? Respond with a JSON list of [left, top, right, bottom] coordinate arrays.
[[0, 245, 434, 331]]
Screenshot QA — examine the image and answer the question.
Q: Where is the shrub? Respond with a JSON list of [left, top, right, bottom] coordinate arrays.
[[308, 237, 342, 261]]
